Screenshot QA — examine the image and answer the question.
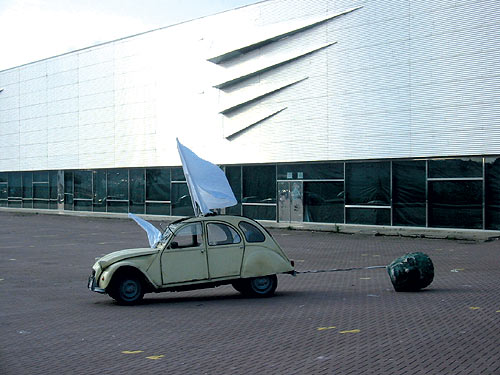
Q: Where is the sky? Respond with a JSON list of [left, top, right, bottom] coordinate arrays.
[[0, 0, 261, 71]]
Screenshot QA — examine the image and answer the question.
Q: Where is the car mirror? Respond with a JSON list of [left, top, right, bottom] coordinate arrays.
[[169, 241, 179, 249]]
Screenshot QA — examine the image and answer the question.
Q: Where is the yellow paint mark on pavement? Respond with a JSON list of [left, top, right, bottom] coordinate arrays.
[[317, 326, 336, 331], [496, 310, 500, 313], [469, 307, 481, 310], [360, 277, 371, 280], [122, 350, 144, 354], [9, 259, 16, 261], [146, 355, 165, 360], [361, 254, 369, 257], [339, 329, 361, 334]]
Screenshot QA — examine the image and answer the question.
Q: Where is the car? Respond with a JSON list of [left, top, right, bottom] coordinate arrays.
[[88, 215, 295, 305]]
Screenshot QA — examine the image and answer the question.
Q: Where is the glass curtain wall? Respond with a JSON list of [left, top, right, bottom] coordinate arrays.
[[428, 158, 483, 229], [241, 165, 276, 220], [1, 156, 499, 231]]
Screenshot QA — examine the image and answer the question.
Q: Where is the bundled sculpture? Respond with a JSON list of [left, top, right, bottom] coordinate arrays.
[[387, 252, 434, 292]]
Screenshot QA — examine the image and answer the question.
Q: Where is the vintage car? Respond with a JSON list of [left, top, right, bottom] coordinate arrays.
[[88, 215, 295, 305]]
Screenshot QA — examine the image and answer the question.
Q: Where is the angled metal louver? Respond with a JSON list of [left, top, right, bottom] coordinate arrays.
[[213, 43, 334, 90], [207, 6, 362, 64], [219, 77, 307, 114], [224, 107, 287, 140]]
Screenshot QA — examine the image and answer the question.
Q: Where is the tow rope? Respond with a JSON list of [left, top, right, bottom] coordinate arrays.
[[295, 265, 387, 274]]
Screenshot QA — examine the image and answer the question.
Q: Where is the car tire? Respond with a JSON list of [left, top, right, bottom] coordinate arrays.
[[240, 275, 277, 297], [110, 274, 144, 305]]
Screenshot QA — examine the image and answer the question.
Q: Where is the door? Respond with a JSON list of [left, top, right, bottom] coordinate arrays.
[[206, 222, 244, 278], [278, 181, 303, 222], [161, 222, 208, 284]]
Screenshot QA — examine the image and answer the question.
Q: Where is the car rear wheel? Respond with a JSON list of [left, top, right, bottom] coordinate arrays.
[[110, 274, 144, 305], [238, 275, 277, 297]]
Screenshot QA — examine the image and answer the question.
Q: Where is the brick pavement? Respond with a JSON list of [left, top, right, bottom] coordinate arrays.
[[0, 211, 499, 374]]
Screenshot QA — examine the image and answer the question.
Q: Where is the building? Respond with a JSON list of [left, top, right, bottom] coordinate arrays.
[[1, 0, 499, 233]]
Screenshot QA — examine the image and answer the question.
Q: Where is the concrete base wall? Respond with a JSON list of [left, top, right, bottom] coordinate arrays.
[[2, 207, 499, 242]]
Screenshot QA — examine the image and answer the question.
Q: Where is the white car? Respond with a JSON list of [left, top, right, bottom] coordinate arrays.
[[88, 215, 295, 305]]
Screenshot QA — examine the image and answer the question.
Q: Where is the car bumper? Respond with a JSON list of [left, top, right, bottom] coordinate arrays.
[[88, 275, 105, 294]]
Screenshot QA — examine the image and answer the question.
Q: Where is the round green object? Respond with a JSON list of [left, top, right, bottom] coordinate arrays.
[[387, 252, 434, 292]]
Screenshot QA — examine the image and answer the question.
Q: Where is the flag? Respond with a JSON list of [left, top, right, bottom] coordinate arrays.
[[177, 138, 237, 216], [128, 213, 162, 248]]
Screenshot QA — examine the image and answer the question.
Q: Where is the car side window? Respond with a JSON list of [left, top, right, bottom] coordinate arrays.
[[238, 221, 266, 243], [207, 223, 241, 246], [170, 222, 203, 249]]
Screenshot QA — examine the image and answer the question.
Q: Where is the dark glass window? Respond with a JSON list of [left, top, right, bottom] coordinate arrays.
[[345, 162, 390, 206], [8, 172, 22, 197], [93, 170, 106, 212], [74, 200, 92, 211], [74, 171, 92, 199], [346, 208, 391, 225], [242, 165, 276, 203], [226, 166, 241, 202], [225, 166, 242, 216], [171, 167, 186, 181], [486, 157, 500, 230], [428, 158, 482, 178], [23, 172, 33, 208], [146, 168, 170, 201], [0, 183, 7, 200], [33, 199, 48, 209], [107, 169, 128, 200], [130, 169, 145, 214], [239, 221, 266, 242], [428, 180, 482, 229], [23, 172, 33, 198], [64, 171, 73, 210], [146, 202, 171, 215], [33, 183, 49, 199], [33, 171, 48, 182], [392, 161, 426, 227], [49, 171, 58, 200], [8, 200, 22, 208], [172, 183, 194, 216], [304, 181, 344, 223], [243, 205, 276, 221], [0, 173, 6, 183], [107, 201, 128, 213], [277, 163, 343, 180]]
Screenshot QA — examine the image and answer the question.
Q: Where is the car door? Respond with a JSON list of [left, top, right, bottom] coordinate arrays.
[[206, 222, 244, 279], [161, 222, 208, 284]]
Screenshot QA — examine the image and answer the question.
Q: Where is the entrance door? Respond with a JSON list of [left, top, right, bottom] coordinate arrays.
[[278, 181, 303, 222]]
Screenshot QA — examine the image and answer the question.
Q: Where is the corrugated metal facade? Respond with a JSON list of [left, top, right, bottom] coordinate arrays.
[[1, 0, 500, 172]]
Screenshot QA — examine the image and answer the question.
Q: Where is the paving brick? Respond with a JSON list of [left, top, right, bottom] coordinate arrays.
[[0, 211, 499, 374]]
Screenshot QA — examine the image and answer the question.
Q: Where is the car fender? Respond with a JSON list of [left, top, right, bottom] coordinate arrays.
[[98, 260, 159, 291], [241, 246, 294, 278]]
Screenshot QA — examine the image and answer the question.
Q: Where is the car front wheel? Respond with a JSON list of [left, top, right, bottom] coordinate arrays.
[[239, 275, 277, 297], [110, 274, 144, 305]]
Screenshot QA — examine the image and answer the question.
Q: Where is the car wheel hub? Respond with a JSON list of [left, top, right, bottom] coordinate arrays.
[[122, 281, 138, 298], [252, 277, 271, 292]]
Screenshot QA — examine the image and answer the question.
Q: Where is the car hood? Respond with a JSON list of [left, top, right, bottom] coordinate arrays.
[[97, 248, 158, 269]]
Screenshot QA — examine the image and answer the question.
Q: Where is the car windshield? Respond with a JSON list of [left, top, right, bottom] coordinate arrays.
[[156, 223, 181, 248]]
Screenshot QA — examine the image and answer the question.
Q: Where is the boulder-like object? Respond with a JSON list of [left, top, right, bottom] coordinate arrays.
[[387, 252, 434, 292]]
